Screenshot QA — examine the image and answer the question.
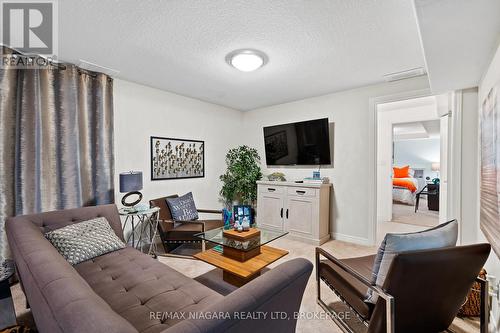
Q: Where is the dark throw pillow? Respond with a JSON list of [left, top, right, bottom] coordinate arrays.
[[45, 217, 126, 265], [166, 192, 199, 221]]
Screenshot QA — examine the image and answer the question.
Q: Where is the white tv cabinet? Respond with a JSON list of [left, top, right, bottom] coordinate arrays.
[[256, 180, 332, 245]]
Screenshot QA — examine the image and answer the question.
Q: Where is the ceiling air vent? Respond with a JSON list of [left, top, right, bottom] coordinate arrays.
[[383, 67, 426, 82]]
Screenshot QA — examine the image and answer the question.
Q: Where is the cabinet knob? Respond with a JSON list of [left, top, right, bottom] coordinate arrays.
[[296, 190, 306, 195], [286, 208, 289, 219], [268, 188, 276, 192], [280, 208, 283, 218]]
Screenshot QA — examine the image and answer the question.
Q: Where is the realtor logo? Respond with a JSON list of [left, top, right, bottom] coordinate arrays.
[[1, 0, 57, 56]]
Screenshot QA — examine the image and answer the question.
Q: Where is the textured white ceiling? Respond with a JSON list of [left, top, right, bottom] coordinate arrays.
[[55, 0, 426, 110], [415, 0, 500, 93], [394, 122, 429, 140], [378, 95, 437, 113], [421, 120, 440, 138], [393, 119, 440, 141]]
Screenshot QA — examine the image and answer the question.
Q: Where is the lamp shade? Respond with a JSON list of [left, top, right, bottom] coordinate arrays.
[[431, 162, 440, 172], [119, 171, 143, 193]]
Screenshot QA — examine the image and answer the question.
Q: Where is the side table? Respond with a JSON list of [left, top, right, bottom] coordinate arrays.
[[0, 260, 16, 330], [119, 207, 160, 257]]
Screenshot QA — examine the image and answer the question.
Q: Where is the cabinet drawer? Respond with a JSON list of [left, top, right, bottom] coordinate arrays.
[[258, 185, 284, 194], [287, 187, 316, 197]]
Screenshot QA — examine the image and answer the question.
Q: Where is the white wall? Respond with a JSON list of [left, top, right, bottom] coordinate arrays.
[[461, 87, 479, 245], [478, 42, 500, 332], [394, 138, 440, 179], [113, 79, 243, 211], [242, 76, 430, 244]]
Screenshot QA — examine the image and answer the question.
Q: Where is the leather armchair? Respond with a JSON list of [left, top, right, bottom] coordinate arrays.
[[150, 195, 224, 256], [316, 244, 491, 333]]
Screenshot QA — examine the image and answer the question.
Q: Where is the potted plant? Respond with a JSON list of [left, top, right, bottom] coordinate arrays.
[[220, 145, 263, 207]]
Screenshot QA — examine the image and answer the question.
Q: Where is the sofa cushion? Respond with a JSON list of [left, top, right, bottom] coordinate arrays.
[[366, 220, 458, 303], [75, 247, 224, 333], [166, 192, 199, 221], [45, 217, 126, 265], [319, 255, 375, 319]]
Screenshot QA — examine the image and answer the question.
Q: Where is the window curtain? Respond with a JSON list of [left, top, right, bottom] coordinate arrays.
[[0, 46, 115, 262]]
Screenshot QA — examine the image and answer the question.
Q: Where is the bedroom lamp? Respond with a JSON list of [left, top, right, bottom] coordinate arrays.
[[119, 171, 143, 212], [431, 162, 440, 178]]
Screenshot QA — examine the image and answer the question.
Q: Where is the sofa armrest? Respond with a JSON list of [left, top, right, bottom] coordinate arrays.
[[163, 258, 313, 333], [6, 216, 137, 333]]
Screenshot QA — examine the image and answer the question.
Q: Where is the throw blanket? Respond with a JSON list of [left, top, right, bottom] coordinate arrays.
[[393, 178, 417, 192]]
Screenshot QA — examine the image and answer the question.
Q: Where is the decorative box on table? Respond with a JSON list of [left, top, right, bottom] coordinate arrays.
[[222, 228, 262, 261]]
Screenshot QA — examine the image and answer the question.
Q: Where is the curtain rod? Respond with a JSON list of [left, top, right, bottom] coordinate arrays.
[[2, 45, 112, 81]]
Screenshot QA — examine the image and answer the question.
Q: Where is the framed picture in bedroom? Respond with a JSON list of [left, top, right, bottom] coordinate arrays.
[[150, 136, 205, 180], [479, 83, 500, 256]]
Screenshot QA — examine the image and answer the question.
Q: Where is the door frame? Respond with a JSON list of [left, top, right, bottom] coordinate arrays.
[[367, 89, 462, 245]]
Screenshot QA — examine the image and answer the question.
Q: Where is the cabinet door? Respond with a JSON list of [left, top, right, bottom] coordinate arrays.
[[257, 193, 285, 231], [285, 197, 313, 236]]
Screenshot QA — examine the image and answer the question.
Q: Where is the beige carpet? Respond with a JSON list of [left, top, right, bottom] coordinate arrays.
[[10, 236, 478, 333], [391, 199, 439, 227]]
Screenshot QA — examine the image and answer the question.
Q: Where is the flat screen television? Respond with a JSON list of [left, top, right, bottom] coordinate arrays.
[[263, 118, 331, 166]]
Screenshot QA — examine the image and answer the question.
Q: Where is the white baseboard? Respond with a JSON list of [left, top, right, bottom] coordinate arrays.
[[331, 232, 371, 246], [286, 233, 330, 246]]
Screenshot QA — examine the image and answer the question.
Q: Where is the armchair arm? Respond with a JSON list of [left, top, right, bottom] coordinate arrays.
[[157, 219, 174, 230], [315, 247, 373, 288], [315, 247, 395, 333], [197, 208, 223, 214], [162, 219, 206, 233], [183, 220, 205, 232]]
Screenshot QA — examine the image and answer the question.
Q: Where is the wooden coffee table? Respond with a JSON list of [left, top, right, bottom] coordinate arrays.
[[193, 227, 288, 287]]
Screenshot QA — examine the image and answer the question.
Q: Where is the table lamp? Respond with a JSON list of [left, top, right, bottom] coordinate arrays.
[[119, 171, 143, 212], [431, 162, 440, 178]]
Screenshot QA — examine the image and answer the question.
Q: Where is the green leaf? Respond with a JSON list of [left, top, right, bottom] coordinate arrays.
[[219, 145, 262, 207]]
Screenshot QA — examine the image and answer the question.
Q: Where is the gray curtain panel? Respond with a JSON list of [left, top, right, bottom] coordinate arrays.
[[0, 47, 115, 261]]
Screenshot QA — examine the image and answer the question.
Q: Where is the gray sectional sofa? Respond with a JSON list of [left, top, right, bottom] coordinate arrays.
[[6, 204, 312, 333]]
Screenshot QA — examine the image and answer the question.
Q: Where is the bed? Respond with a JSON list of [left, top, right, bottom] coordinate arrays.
[[393, 177, 419, 205], [392, 165, 419, 205]]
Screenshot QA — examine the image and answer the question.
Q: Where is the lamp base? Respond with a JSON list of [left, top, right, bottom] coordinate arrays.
[[122, 191, 143, 207]]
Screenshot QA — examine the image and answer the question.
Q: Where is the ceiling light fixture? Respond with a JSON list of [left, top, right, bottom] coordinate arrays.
[[226, 49, 268, 72]]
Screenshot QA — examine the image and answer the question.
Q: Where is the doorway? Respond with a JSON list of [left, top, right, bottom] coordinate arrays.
[[391, 120, 440, 227], [373, 93, 455, 243]]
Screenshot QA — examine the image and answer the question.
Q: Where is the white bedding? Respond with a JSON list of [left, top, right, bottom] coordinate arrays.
[[392, 177, 419, 205]]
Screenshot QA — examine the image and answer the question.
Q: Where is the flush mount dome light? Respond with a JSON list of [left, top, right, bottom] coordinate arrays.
[[226, 49, 268, 72]]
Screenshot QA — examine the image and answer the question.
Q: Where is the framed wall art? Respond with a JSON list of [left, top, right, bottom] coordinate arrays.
[[150, 136, 205, 180], [480, 83, 500, 256]]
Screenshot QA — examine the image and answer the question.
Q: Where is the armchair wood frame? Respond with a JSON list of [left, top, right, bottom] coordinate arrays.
[[157, 209, 222, 257], [150, 195, 223, 259]]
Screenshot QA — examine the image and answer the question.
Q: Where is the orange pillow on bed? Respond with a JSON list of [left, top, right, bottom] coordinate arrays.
[[393, 165, 410, 178]]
